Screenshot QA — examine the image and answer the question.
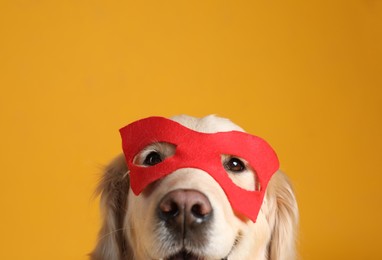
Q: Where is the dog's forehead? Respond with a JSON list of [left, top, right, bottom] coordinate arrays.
[[170, 115, 245, 134]]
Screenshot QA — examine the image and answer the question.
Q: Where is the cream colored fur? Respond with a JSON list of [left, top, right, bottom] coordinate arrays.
[[90, 115, 298, 260]]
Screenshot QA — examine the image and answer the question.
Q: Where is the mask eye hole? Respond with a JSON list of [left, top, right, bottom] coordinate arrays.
[[222, 155, 260, 191], [224, 157, 246, 173], [134, 142, 176, 167], [143, 151, 162, 166]]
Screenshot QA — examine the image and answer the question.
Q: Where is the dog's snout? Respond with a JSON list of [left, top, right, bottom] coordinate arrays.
[[158, 189, 212, 229]]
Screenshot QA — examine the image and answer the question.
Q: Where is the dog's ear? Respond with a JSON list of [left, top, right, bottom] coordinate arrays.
[[266, 171, 299, 260], [90, 154, 130, 260]]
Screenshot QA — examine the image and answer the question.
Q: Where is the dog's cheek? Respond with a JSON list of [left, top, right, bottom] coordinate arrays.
[[125, 193, 149, 256], [126, 191, 162, 257]]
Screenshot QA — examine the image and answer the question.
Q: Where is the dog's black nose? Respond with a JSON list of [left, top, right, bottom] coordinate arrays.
[[158, 189, 212, 235]]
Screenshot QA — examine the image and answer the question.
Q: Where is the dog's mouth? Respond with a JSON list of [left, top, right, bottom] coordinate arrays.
[[165, 249, 228, 260], [162, 232, 239, 260], [166, 250, 200, 260]]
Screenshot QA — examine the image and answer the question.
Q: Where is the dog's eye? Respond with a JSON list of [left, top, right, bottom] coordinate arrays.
[[143, 151, 162, 166], [225, 157, 246, 173]]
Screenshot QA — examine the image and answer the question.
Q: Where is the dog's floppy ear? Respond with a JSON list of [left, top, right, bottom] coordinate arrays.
[[90, 154, 131, 260], [266, 171, 299, 260]]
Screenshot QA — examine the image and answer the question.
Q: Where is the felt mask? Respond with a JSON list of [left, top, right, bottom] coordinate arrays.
[[119, 116, 279, 222]]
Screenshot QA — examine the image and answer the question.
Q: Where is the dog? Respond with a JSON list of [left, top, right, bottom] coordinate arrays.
[[90, 115, 298, 260]]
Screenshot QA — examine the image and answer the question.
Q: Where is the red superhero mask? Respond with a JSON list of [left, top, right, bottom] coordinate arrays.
[[119, 116, 279, 223]]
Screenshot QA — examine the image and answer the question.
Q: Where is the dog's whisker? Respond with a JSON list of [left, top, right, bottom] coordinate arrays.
[[122, 170, 130, 179], [95, 227, 133, 243]]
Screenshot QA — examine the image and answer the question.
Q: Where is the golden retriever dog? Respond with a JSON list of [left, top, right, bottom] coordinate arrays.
[[90, 115, 298, 260]]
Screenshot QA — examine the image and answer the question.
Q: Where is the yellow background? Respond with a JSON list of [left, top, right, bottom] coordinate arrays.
[[0, 1, 381, 259]]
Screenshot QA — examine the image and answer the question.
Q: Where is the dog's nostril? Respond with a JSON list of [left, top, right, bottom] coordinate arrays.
[[159, 201, 179, 219], [191, 203, 209, 219]]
